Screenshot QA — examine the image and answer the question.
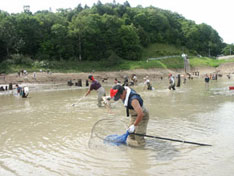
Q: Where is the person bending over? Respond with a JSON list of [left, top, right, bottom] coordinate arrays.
[[85, 75, 106, 107], [110, 85, 149, 147]]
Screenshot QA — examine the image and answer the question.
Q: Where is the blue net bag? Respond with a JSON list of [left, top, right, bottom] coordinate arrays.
[[104, 131, 129, 146]]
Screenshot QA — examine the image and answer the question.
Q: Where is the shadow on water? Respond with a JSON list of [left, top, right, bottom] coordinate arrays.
[[145, 139, 179, 161], [88, 118, 180, 161]]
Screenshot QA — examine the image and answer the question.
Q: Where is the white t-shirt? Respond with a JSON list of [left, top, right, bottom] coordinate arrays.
[[169, 76, 175, 85]]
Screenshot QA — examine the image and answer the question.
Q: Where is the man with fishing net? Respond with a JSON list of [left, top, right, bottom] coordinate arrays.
[[110, 85, 149, 147]]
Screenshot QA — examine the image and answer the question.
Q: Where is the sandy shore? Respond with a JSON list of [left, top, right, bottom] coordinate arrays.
[[0, 63, 234, 87]]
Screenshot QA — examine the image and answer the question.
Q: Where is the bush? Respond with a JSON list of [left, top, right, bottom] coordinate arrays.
[[102, 51, 123, 67], [33, 60, 49, 68], [10, 54, 33, 66], [0, 60, 9, 73]]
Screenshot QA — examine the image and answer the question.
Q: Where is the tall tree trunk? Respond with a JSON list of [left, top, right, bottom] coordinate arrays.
[[79, 34, 82, 61], [6, 47, 9, 57]]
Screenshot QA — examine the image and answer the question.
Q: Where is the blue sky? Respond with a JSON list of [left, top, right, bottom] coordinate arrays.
[[1, 0, 233, 44]]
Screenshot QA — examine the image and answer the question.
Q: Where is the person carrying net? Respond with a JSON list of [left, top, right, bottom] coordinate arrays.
[[110, 85, 149, 147], [85, 75, 106, 107]]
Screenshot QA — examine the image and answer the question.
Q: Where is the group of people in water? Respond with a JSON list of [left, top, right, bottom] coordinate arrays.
[[2, 70, 230, 148], [84, 73, 178, 147], [0, 83, 29, 98], [8, 71, 227, 147], [15, 84, 29, 98], [85, 71, 231, 147]]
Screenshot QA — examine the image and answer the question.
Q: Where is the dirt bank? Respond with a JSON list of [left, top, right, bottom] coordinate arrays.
[[0, 63, 234, 86]]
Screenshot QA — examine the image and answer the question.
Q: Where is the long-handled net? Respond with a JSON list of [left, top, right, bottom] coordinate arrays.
[[88, 118, 128, 149]]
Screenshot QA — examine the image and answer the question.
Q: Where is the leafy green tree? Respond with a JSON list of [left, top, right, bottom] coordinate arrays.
[[14, 13, 42, 57], [197, 23, 222, 56], [100, 14, 124, 57], [118, 24, 141, 60], [0, 15, 19, 56], [34, 11, 68, 60], [147, 8, 170, 43], [136, 26, 150, 47], [133, 12, 149, 29], [51, 23, 71, 60], [222, 44, 234, 55], [80, 14, 103, 60], [69, 13, 88, 61], [0, 10, 9, 60], [92, 1, 116, 16], [0, 1, 225, 65]]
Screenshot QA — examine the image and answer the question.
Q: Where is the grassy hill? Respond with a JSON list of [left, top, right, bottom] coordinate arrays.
[[1, 43, 234, 74], [141, 43, 190, 59]]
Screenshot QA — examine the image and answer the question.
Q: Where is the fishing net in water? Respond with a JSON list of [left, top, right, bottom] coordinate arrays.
[[88, 118, 129, 150], [103, 131, 129, 146]]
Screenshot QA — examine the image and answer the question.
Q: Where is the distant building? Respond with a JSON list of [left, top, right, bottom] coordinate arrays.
[[23, 5, 30, 12]]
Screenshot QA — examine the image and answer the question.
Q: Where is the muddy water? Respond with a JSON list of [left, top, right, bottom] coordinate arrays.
[[0, 78, 234, 176]]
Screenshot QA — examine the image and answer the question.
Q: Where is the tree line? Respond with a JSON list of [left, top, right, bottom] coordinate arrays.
[[0, 1, 230, 65]]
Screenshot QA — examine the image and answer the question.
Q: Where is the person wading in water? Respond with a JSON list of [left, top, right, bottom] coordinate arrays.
[[16, 84, 29, 98], [168, 73, 176, 90], [85, 75, 106, 107], [143, 76, 153, 90], [110, 85, 149, 147], [204, 74, 210, 89]]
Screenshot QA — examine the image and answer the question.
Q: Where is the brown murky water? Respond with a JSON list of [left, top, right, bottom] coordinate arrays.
[[1, 78, 234, 176]]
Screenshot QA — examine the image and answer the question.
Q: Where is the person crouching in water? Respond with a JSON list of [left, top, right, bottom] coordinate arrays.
[[85, 75, 106, 107], [168, 73, 176, 90], [110, 85, 149, 147], [22, 86, 29, 98], [143, 76, 153, 90], [16, 84, 29, 98]]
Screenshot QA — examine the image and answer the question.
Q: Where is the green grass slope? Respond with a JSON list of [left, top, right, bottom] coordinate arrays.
[[1, 43, 234, 73]]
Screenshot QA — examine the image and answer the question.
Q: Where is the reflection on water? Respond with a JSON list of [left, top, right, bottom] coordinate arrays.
[[0, 78, 234, 176]]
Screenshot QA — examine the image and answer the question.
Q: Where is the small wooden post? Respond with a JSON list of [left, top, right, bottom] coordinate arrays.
[[67, 80, 73, 86], [177, 74, 181, 87], [78, 79, 82, 87], [9, 83, 13, 90]]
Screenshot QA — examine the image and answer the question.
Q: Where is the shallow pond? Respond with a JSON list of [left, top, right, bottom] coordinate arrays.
[[0, 77, 234, 176]]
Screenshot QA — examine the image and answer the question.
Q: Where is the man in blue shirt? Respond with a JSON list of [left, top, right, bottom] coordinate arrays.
[[16, 84, 22, 94]]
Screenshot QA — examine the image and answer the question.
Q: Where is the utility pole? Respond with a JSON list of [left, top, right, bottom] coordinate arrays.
[[208, 48, 211, 57], [230, 47, 232, 55]]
